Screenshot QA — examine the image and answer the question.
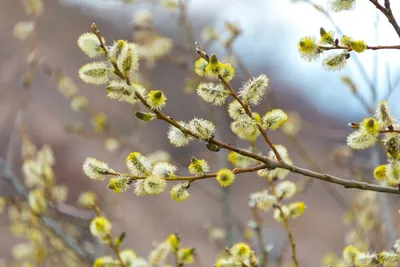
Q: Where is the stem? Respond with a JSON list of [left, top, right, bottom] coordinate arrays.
[[268, 179, 298, 266], [370, 0, 400, 39], [123, 164, 269, 182], [108, 238, 127, 267], [349, 123, 400, 134], [319, 44, 400, 51], [287, 137, 351, 211], [279, 209, 299, 267], [92, 205, 127, 267], [251, 206, 268, 267]]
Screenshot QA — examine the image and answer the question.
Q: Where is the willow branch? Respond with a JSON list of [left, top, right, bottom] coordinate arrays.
[[115, 164, 269, 183], [349, 123, 400, 134], [319, 44, 400, 51], [276, 205, 299, 267], [370, 0, 400, 39], [92, 24, 400, 198], [194, 42, 284, 163], [306, 1, 377, 103]]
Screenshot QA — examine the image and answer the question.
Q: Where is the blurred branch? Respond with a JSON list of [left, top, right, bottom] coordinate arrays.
[[371, 146, 397, 248], [300, 119, 347, 141], [251, 206, 268, 267], [287, 136, 351, 211], [2, 98, 94, 264], [178, 0, 195, 51], [0, 160, 95, 264]]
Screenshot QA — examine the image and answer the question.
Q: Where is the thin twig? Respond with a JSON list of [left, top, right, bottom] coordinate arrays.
[[370, 0, 400, 39], [277, 206, 299, 267], [92, 206, 127, 267], [307, 1, 378, 103], [111, 164, 269, 182], [251, 206, 268, 267], [193, 42, 284, 163], [178, 0, 195, 51], [319, 44, 400, 51], [218, 75, 284, 163], [287, 136, 351, 211]]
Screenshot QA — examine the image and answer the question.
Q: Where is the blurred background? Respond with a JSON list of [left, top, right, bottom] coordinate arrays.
[[1, 0, 400, 266]]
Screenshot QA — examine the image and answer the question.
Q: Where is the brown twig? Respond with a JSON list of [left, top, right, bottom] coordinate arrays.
[[319, 44, 400, 51], [276, 205, 299, 267], [266, 178, 299, 267], [349, 123, 400, 134], [303, 1, 378, 102], [370, 0, 400, 39], [92, 205, 127, 267], [108, 164, 269, 182], [194, 41, 283, 162]]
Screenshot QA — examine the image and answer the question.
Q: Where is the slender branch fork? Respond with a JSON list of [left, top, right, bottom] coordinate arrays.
[[318, 0, 400, 53], [194, 41, 284, 163], [370, 0, 400, 39], [91, 24, 400, 197]]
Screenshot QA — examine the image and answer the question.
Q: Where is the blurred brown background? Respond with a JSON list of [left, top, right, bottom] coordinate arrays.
[[1, 0, 399, 266]]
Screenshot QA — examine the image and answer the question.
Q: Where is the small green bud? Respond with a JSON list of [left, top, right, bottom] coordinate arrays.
[[135, 111, 157, 121], [206, 142, 220, 152], [114, 232, 126, 247], [387, 137, 400, 159], [153, 91, 162, 99], [319, 27, 335, 44], [209, 53, 219, 64], [319, 27, 326, 37]]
